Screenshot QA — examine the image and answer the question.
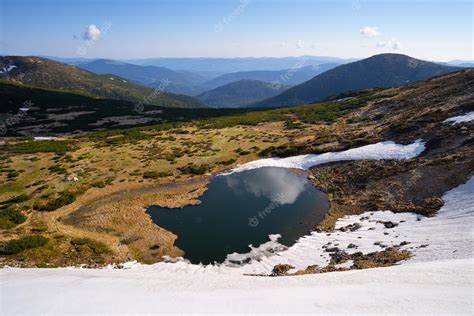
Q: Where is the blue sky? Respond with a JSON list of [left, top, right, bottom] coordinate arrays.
[[0, 0, 472, 61]]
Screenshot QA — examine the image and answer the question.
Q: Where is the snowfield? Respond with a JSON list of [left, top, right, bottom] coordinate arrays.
[[224, 139, 425, 174], [1, 259, 472, 315], [444, 111, 474, 124], [1, 140, 473, 315]]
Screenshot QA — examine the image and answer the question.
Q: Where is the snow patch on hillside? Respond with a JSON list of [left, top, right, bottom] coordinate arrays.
[[444, 111, 474, 124], [33, 136, 57, 141], [224, 139, 425, 174], [0, 65, 17, 73]]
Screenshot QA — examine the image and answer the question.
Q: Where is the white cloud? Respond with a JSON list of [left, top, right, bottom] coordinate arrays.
[[83, 25, 101, 41], [376, 38, 403, 50], [359, 26, 381, 37], [296, 40, 304, 49]]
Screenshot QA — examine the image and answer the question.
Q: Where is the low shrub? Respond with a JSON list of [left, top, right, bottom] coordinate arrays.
[[174, 129, 190, 134], [6, 140, 76, 155], [143, 171, 172, 179], [90, 181, 106, 188], [347, 116, 368, 124], [179, 164, 209, 175], [91, 178, 114, 188], [0, 235, 49, 255], [0, 207, 27, 229], [259, 144, 309, 158], [218, 158, 236, 166], [6, 170, 19, 180], [70, 237, 110, 254], [48, 164, 67, 174], [34, 191, 77, 212], [284, 119, 302, 129], [1, 194, 31, 205]]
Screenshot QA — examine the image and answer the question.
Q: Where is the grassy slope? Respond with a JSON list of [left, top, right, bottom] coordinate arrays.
[[0, 56, 203, 108]]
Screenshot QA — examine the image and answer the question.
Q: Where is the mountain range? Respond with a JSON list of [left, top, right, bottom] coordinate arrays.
[[200, 64, 338, 90], [124, 56, 352, 73], [75, 59, 340, 97], [76, 59, 208, 95], [251, 54, 460, 108], [1, 54, 465, 112]]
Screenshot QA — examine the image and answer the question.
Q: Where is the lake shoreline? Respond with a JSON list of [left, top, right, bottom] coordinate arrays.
[[146, 167, 329, 264]]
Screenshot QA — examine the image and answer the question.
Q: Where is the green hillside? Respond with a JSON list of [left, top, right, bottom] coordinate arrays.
[[0, 56, 203, 108]]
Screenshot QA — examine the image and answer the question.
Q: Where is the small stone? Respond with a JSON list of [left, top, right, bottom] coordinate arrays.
[[325, 247, 340, 253], [379, 221, 398, 229], [271, 264, 294, 276]]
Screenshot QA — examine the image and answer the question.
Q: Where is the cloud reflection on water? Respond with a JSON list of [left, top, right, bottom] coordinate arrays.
[[224, 167, 307, 204]]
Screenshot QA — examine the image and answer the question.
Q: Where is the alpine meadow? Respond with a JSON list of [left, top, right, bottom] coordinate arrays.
[[0, 0, 473, 314]]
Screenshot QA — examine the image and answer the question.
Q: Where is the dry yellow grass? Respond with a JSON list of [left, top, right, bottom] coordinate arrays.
[[0, 120, 329, 266]]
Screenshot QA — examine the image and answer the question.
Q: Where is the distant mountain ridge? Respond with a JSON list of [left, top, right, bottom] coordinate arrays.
[[77, 59, 207, 89], [76, 59, 341, 97], [0, 56, 204, 108], [125, 56, 353, 73], [196, 79, 290, 108], [201, 64, 339, 91], [252, 54, 460, 108]]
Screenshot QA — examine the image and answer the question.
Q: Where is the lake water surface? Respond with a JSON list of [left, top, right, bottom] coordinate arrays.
[[146, 167, 328, 264]]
